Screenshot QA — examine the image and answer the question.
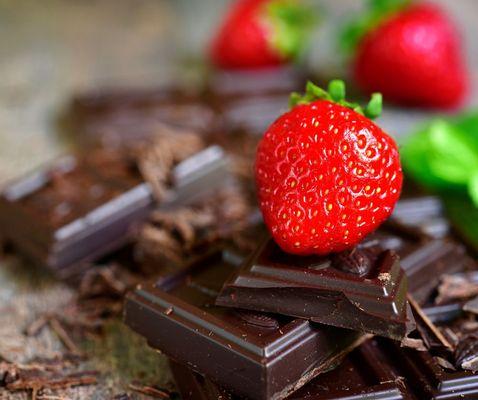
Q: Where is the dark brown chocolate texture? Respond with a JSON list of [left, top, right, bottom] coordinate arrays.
[[69, 86, 217, 147], [208, 67, 304, 135], [124, 249, 365, 400], [0, 151, 153, 277], [171, 293, 478, 400], [0, 142, 232, 278], [216, 236, 415, 340]]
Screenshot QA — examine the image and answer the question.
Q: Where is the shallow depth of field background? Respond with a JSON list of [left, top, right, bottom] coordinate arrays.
[[0, 0, 477, 186]]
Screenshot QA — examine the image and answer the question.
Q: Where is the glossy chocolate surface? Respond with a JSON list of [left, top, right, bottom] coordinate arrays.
[[0, 150, 152, 277], [0, 145, 230, 277], [124, 250, 364, 400], [171, 301, 478, 400], [216, 236, 415, 340]]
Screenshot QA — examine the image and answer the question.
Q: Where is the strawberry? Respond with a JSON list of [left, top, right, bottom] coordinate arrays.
[[342, 1, 468, 108], [255, 80, 402, 255], [210, 0, 316, 69]]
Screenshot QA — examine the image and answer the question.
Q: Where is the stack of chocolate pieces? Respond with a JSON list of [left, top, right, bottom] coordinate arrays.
[[2, 77, 478, 399]]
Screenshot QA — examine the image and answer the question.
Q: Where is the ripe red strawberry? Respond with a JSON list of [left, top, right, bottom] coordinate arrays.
[[255, 81, 402, 255], [345, 2, 467, 108], [210, 0, 316, 69]]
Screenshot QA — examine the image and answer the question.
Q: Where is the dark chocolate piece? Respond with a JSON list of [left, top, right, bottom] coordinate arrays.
[[209, 67, 304, 135], [124, 250, 365, 400], [455, 332, 478, 372], [372, 225, 473, 304], [0, 146, 229, 277], [216, 237, 415, 340], [170, 339, 408, 400], [391, 195, 449, 239], [70, 86, 217, 147], [0, 151, 152, 278], [209, 66, 304, 97], [171, 324, 478, 400]]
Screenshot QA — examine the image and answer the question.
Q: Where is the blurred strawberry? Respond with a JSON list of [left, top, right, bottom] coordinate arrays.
[[342, 0, 468, 108], [211, 0, 317, 69]]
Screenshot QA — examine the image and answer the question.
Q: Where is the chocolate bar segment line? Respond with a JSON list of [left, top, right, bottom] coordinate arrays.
[[216, 237, 414, 340], [124, 250, 364, 400]]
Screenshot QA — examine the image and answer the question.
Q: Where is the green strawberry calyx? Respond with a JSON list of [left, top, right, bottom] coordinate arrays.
[[290, 80, 382, 120], [266, 0, 319, 61], [340, 0, 411, 54]]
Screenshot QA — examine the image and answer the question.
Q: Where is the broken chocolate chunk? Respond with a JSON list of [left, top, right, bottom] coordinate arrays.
[[455, 332, 478, 372]]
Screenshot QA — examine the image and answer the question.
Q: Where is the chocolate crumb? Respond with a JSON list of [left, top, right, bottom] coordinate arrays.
[[136, 127, 204, 201], [464, 296, 478, 315], [435, 357, 456, 371], [401, 337, 427, 351], [128, 383, 172, 399], [436, 273, 478, 304], [454, 332, 478, 372]]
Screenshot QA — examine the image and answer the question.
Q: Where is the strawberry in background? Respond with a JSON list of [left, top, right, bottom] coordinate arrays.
[[341, 0, 468, 108], [211, 0, 317, 70]]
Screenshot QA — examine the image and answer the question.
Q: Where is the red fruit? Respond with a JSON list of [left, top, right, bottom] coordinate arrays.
[[255, 81, 402, 255], [210, 0, 316, 70], [354, 3, 467, 108]]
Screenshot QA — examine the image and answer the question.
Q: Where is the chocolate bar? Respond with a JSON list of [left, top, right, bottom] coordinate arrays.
[[124, 249, 365, 400], [171, 300, 478, 400], [169, 340, 408, 400], [0, 145, 230, 277], [216, 236, 415, 340], [391, 195, 449, 239], [69, 86, 217, 147], [374, 225, 473, 304], [209, 67, 304, 135], [0, 150, 151, 278]]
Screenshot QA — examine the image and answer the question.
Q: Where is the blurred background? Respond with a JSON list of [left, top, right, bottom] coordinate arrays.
[[0, 0, 477, 185]]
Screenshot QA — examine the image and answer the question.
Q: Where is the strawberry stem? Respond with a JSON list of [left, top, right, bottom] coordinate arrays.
[[267, 0, 319, 61], [340, 0, 410, 54], [289, 80, 382, 119]]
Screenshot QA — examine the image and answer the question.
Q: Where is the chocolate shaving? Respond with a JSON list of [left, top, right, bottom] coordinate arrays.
[[408, 295, 453, 350], [136, 127, 204, 201], [434, 356, 456, 371], [137, 184, 251, 274], [48, 317, 83, 357], [454, 332, 478, 372], [332, 247, 374, 276], [464, 296, 478, 315], [400, 337, 427, 351], [128, 383, 171, 399], [78, 263, 134, 300], [1, 357, 97, 400], [436, 273, 478, 304]]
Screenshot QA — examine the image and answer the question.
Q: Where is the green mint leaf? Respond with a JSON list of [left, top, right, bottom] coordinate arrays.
[[468, 173, 478, 207], [427, 120, 478, 184]]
